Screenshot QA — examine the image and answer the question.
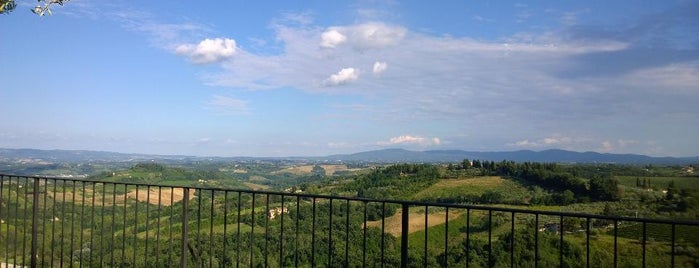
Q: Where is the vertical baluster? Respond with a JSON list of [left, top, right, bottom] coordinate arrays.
[[586, 217, 591, 268], [145, 185, 150, 267], [156, 186, 162, 267], [181, 188, 190, 268], [424, 205, 428, 268], [445, 207, 449, 268], [264, 194, 269, 268], [209, 190, 215, 268], [671, 224, 675, 268], [236, 191, 241, 268], [100, 182, 106, 266], [279, 194, 284, 268], [197, 190, 202, 267], [249, 193, 255, 267], [30, 178, 40, 268], [363, 201, 367, 267], [400, 203, 409, 268], [613, 220, 618, 268], [488, 210, 493, 267], [381, 202, 385, 268], [311, 197, 316, 268], [535, 213, 539, 268], [329, 198, 333, 267], [642, 222, 647, 267], [222, 191, 228, 267], [121, 184, 127, 266], [109, 184, 116, 266], [79, 181, 85, 268], [510, 211, 515, 268], [466, 208, 470, 268], [21, 178, 29, 267], [295, 195, 300, 268], [89, 182, 96, 267], [345, 199, 350, 268], [133, 185, 138, 266], [42, 178, 50, 267], [559, 215, 564, 267]]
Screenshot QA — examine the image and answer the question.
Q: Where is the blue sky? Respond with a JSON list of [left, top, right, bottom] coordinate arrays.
[[1, 0, 698, 157]]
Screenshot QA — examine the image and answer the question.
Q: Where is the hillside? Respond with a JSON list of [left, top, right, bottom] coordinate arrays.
[[1, 148, 698, 172], [325, 148, 699, 164]]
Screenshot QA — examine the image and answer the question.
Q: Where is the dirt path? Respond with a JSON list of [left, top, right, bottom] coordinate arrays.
[[46, 186, 195, 206], [125, 187, 196, 206], [365, 210, 463, 236]]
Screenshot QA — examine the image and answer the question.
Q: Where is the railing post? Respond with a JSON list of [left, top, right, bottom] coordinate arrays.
[[30, 178, 40, 268], [401, 203, 409, 268], [181, 188, 190, 268]]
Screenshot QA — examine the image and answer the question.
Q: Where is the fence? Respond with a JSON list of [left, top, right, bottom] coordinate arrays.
[[0, 174, 698, 267]]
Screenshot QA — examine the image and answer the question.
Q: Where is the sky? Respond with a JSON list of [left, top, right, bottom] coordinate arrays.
[[1, 0, 698, 157]]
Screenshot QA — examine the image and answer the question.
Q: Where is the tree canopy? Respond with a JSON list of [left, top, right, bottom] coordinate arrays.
[[1, 0, 69, 16]]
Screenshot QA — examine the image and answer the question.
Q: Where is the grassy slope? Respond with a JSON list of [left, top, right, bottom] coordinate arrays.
[[412, 176, 531, 203]]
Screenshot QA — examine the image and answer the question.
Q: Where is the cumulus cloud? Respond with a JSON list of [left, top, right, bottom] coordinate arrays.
[[320, 29, 347, 48], [324, 68, 359, 86], [349, 22, 406, 49], [206, 95, 249, 115], [509, 135, 582, 148], [601, 141, 614, 152], [319, 22, 406, 50], [379, 135, 441, 146], [373, 61, 387, 75], [176, 38, 237, 64]]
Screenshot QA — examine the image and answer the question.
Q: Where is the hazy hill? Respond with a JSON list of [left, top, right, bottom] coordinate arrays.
[[1, 147, 697, 165], [324, 148, 699, 165]]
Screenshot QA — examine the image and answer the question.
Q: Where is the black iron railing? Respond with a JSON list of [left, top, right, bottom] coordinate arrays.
[[1, 174, 698, 267]]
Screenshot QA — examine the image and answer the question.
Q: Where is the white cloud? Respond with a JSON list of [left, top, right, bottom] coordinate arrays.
[[373, 61, 387, 75], [617, 139, 638, 148], [509, 135, 583, 149], [281, 11, 314, 25], [623, 62, 699, 91], [320, 29, 347, 48], [206, 95, 249, 115], [379, 135, 441, 146], [514, 139, 534, 147], [349, 22, 406, 49], [601, 141, 614, 152], [176, 38, 237, 64], [324, 68, 359, 86], [327, 141, 350, 148], [319, 23, 406, 50]]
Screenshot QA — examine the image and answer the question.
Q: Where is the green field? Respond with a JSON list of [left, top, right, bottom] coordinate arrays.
[[412, 176, 530, 204]]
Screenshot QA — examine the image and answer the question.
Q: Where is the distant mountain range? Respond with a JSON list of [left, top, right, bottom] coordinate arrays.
[[1, 148, 698, 165], [325, 148, 699, 164]]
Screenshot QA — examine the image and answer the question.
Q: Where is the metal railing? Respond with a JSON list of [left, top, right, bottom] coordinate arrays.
[[1, 174, 698, 267]]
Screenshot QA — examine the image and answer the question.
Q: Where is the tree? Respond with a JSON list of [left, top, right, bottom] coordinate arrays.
[[589, 175, 621, 201], [0, 0, 16, 14], [1, 0, 69, 16], [666, 180, 676, 200], [461, 159, 470, 170], [554, 190, 576, 205], [311, 164, 326, 177]]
